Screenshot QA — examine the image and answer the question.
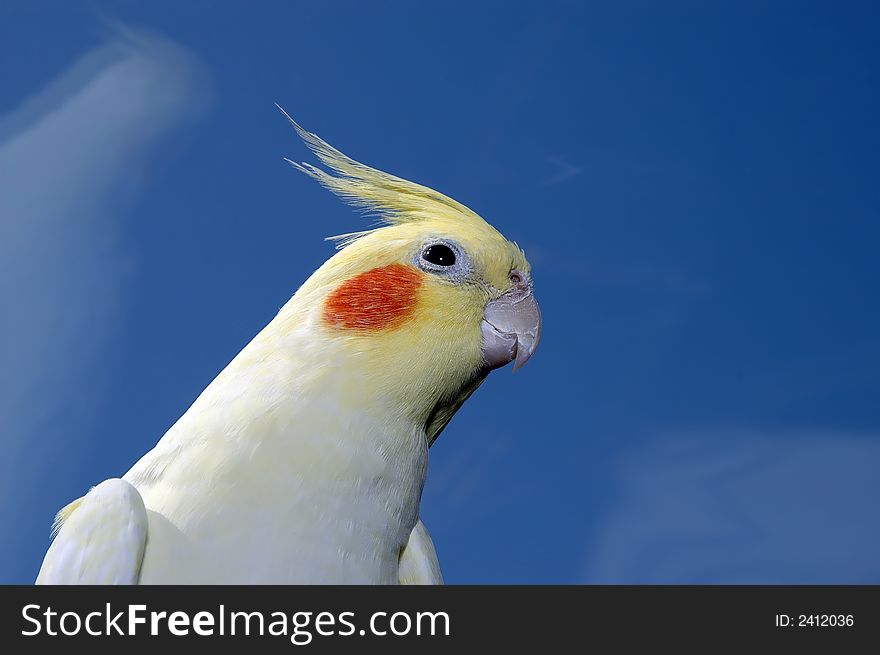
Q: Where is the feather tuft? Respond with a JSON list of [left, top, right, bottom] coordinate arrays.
[[50, 497, 84, 539], [277, 104, 489, 247]]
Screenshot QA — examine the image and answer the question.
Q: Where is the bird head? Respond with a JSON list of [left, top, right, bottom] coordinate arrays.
[[277, 108, 541, 443]]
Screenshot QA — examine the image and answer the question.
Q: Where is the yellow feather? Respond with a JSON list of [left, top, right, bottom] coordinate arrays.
[[50, 496, 84, 538], [276, 104, 500, 241]]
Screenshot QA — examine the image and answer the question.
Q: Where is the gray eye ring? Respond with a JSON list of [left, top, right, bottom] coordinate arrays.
[[414, 238, 471, 279]]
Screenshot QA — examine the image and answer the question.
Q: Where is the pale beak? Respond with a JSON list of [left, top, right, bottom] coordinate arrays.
[[480, 270, 542, 372]]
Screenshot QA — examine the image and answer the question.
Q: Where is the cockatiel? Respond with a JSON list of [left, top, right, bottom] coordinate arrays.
[[36, 110, 541, 584]]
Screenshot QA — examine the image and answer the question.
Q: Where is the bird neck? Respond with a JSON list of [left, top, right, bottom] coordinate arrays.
[[127, 303, 432, 493]]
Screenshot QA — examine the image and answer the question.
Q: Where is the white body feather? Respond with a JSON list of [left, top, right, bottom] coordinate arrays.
[[38, 304, 440, 584]]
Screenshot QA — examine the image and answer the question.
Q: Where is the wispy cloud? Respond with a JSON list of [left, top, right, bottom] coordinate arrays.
[[0, 29, 209, 580], [543, 155, 583, 185], [583, 429, 880, 583]]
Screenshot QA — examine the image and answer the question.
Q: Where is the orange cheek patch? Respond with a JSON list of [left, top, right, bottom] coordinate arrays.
[[323, 264, 424, 331]]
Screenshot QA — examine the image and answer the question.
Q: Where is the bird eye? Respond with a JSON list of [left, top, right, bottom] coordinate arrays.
[[422, 244, 456, 267]]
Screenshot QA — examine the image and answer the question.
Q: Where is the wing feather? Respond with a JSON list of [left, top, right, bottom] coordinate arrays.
[[36, 478, 148, 585], [398, 519, 443, 585]]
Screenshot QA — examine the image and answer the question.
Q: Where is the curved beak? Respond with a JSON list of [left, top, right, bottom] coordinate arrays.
[[480, 270, 542, 372]]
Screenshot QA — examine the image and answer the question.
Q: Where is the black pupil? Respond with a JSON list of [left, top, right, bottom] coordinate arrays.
[[423, 244, 456, 266]]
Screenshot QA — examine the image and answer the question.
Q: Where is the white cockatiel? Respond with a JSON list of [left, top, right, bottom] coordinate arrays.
[[37, 111, 541, 584]]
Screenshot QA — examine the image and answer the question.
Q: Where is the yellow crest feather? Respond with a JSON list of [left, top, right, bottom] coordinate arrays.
[[277, 105, 490, 247]]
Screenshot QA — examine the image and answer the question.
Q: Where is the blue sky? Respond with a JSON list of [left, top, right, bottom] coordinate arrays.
[[1, 1, 878, 583]]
